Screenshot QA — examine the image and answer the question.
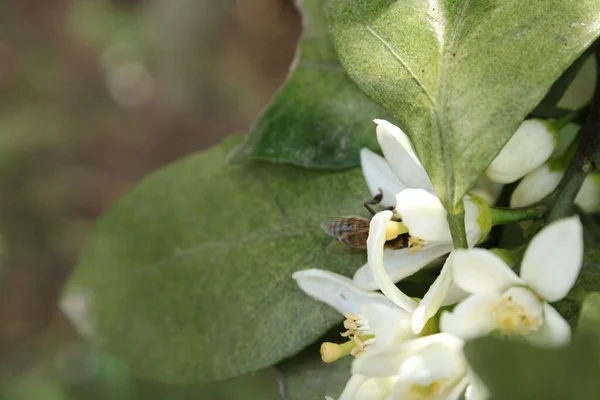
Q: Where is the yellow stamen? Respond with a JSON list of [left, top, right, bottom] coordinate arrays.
[[490, 296, 541, 335], [320, 334, 376, 363], [409, 381, 443, 397]]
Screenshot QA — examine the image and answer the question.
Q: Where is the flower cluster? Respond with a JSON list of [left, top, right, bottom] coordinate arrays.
[[294, 120, 585, 400]]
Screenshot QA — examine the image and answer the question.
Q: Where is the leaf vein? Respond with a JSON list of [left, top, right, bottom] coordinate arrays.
[[435, 0, 474, 205], [366, 25, 436, 106]]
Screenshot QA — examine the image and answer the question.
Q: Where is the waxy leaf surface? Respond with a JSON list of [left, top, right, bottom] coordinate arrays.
[[325, 0, 600, 207], [64, 135, 369, 384], [230, 0, 393, 169]]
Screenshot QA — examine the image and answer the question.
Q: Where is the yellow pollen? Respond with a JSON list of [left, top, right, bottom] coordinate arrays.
[[386, 221, 409, 241], [490, 296, 541, 335], [350, 336, 364, 356], [408, 236, 424, 253], [408, 381, 443, 399], [342, 313, 360, 337]]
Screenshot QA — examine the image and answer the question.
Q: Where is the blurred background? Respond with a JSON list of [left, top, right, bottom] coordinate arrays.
[[0, 1, 300, 398]]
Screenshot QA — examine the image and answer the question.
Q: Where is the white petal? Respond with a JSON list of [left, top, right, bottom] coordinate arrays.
[[389, 376, 468, 400], [352, 243, 453, 290], [361, 303, 414, 347], [339, 376, 395, 400], [486, 119, 555, 184], [576, 173, 600, 213], [447, 377, 471, 400], [368, 211, 418, 312], [338, 374, 367, 400], [412, 253, 455, 334], [452, 249, 523, 294], [396, 340, 466, 384], [396, 189, 451, 243], [439, 293, 500, 340], [520, 216, 583, 302], [465, 369, 491, 400], [292, 269, 394, 315], [442, 283, 469, 306], [470, 175, 504, 205], [353, 377, 394, 400], [352, 333, 463, 377], [525, 303, 571, 348], [374, 119, 435, 191], [360, 148, 405, 208], [510, 164, 563, 208]]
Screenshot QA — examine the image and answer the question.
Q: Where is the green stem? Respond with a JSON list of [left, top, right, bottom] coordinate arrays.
[[551, 108, 583, 131], [545, 47, 600, 223], [490, 205, 546, 226], [447, 202, 468, 249]]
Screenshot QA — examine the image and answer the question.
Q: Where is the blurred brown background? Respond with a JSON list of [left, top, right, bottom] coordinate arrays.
[[0, 0, 300, 395]]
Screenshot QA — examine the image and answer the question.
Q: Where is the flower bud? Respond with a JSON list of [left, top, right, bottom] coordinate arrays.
[[486, 119, 556, 184], [510, 163, 562, 208]]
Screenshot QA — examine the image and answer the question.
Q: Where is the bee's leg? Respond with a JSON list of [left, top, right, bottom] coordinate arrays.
[[363, 189, 384, 216], [384, 205, 401, 221]]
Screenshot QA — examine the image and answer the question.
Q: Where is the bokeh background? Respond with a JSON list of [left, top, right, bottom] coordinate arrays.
[[0, 1, 300, 398]]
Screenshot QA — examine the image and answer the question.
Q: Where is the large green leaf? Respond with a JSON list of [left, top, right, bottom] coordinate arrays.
[[229, 0, 393, 169], [278, 330, 351, 400], [325, 0, 600, 208], [64, 134, 370, 384], [138, 369, 282, 400], [466, 293, 600, 400]]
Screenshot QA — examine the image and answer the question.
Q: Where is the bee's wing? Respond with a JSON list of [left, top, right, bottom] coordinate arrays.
[[320, 217, 369, 238], [320, 218, 341, 237], [326, 241, 365, 255]]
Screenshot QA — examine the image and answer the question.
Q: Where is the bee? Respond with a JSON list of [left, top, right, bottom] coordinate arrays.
[[321, 190, 409, 251]]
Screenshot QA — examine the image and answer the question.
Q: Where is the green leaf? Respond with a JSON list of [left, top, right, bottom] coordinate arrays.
[[138, 369, 282, 400], [466, 334, 600, 400], [324, 0, 600, 208], [229, 0, 393, 169], [64, 134, 370, 385], [467, 293, 600, 399], [278, 332, 351, 400]]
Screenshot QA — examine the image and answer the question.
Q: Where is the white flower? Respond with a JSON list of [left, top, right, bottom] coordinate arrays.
[[292, 269, 416, 360], [345, 333, 476, 400], [358, 120, 490, 333], [293, 272, 486, 399], [511, 163, 600, 213], [440, 217, 583, 347], [485, 119, 556, 184], [357, 120, 488, 290], [360, 119, 434, 208]]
